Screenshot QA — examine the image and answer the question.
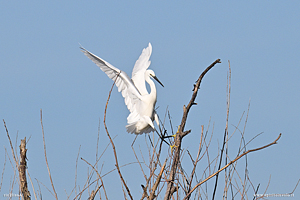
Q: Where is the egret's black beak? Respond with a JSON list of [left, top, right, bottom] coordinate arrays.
[[151, 75, 164, 87]]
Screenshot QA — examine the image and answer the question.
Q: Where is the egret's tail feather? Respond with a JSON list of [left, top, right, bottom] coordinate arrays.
[[126, 122, 155, 135], [126, 123, 138, 134]]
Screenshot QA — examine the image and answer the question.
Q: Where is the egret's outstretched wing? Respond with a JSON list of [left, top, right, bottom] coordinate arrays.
[[131, 43, 152, 95], [80, 47, 141, 112]]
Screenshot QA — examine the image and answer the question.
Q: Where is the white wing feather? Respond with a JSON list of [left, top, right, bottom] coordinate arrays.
[[131, 43, 152, 95], [80, 47, 141, 113]]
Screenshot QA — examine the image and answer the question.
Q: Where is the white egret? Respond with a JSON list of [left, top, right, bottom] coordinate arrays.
[[81, 43, 164, 134]]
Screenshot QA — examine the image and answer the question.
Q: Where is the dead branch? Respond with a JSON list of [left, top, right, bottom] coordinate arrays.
[[0, 148, 6, 191], [27, 170, 38, 200], [149, 159, 167, 200], [3, 120, 21, 195], [131, 146, 147, 182], [81, 158, 105, 200], [40, 109, 58, 200], [212, 127, 228, 199], [183, 133, 282, 199], [288, 179, 300, 195], [82, 157, 108, 199], [75, 145, 81, 199], [141, 184, 148, 199], [164, 59, 221, 200], [186, 125, 204, 199], [88, 184, 102, 200], [19, 137, 31, 200], [180, 59, 221, 133], [3, 120, 18, 169], [253, 184, 260, 200], [222, 60, 232, 200], [35, 178, 55, 197], [103, 78, 133, 200]]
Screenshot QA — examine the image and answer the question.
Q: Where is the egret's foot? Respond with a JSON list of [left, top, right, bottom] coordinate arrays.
[[174, 125, 181, 136], [170, 125, 180, 138], [165, 125, 180, 138], [170, 143, 178, 152]]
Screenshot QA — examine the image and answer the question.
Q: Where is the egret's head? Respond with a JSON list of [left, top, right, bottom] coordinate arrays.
[[147, 69, 164, 87]]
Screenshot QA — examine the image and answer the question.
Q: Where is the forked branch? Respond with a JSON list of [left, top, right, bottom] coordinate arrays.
[[164, 59, 221, 200], [180, 58, 221, 133], [183, 133, 282, 199]]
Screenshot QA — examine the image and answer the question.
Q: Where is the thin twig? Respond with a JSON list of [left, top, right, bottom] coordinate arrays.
[[96, 118, 101, 168], [183, 133, 282, 199], [253, 184, 260, 200], [40, 109, 58, 200], [212, 128, 227, 199], [223, 60, 231, 200], [3, 120, 21, 195], [257, 175, 271, 199], [103, 79, 133, 200], [4, 146, 18, 195], [81, 158, 107, 200], [289, 179, 300, 195], [88, 184, 102, 200], [75, 145, 81, 198], [149, 159, 167, 200], [131, 146, 147, 181], [35, 178, 55, 197], [27, 170, 38, 200], [78, 137, 114, 198], [74, 160, 137, 200], [186, 125, 204, 200], [3, 120, 18, 168], [0, 150, 6, 191]]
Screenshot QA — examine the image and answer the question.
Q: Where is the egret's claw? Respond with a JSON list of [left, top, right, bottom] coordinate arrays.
[[170, 143, 178, 152], [177, 125, 180, 133]]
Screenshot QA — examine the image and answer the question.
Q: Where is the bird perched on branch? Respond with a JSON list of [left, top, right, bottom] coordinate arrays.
[[81, 43, 164, 134]]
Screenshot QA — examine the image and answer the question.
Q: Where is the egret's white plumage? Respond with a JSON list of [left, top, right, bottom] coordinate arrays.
[[81, 43, 163, 134]]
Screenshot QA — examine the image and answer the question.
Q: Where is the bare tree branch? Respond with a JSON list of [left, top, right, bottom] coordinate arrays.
[[3, 120, 18, 169], [27, 170, 38, 200], [212, 128, 227, 200], [88, 184, 102, 200], [0, 146, 6, 191], [81, 158, 106, 200], [185, 125, 204, 200], [183, 133, 282, 199], [40, 109, 58, 200], [289, 179, 300, 195], [164, 59, 221, 200], [149, 159, 167, 200], [19, 137, 31, 200], [74, 145, 81, 199], [103, 77, 133, 200]]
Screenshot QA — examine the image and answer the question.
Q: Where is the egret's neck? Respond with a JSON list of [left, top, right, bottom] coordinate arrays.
[[145, 76, 157, 102]]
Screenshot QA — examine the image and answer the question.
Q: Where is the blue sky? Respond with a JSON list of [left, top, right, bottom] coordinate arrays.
[[1, 1, 299, 199]]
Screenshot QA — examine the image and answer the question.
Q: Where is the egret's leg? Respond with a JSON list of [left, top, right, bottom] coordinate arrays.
[[154, 112, 159, 127], [164, 125, 180, 138], [131, 135, 138, 146], [154, 113, 162, 133], [144, 116, 155, 129], [154, 129, 170, 146]]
